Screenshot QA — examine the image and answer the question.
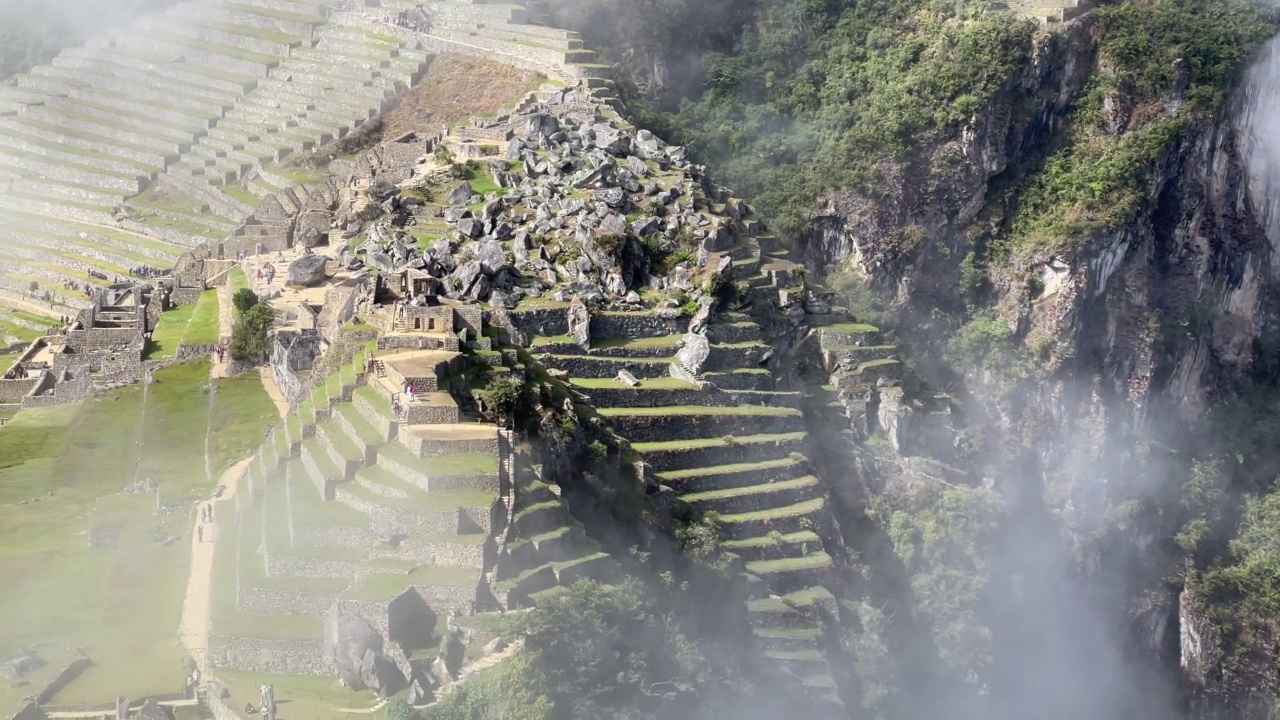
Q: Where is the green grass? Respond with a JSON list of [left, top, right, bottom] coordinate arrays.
[[632, 431, 807, 453], [215, 669, 380, 720], [0, 363, 224, 714], [379, 442, 498, 477], [658, 456, 804, 482], [569, 376, 695, 390], [821, 322, 880, 333], [746, 586, 836, 613], [346, 467, 496, 511], [724, 530, 821, 549], [683, 475, 818, 503], [745, 552, 832, 574], [285, 461, 367, 529], [144, 302, 197, 360], [211, 508, 326, 640], [183, 290, 221, 346], [229, 265, 249, 297], [719, 497, 826, 524], [208, 372, 276, 473], [135, 360, 212, 496], [222, 184, 260, 208], [346, 565, 483, 602]]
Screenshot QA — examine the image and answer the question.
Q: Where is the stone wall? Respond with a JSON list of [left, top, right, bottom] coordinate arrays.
[[35, 655, 93, 705], [0, 378, 39, 402], [400, 431, 499, 458], [272, 331, 321, 404], [206, 684, 243, 720], [238, 585, 338, 617], [403, 402, 459, 425], [589, 313, 683, 339], [207, 635, 331, 676]]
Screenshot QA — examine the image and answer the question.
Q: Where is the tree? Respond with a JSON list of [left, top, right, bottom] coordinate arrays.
[[232, 288, 259, 317], [384, 697, 414, 720], [483, 375, 522, 420], [229, 302, 275, 362]]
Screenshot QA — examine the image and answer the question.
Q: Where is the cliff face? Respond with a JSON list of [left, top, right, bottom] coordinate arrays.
[[795, 17, 1280, 719]]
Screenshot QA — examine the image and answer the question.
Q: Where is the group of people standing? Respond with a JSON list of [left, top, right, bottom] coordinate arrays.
[[195, 503, 214, 543]]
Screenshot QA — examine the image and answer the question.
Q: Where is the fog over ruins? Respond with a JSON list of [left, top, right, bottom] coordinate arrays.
[[9, 0, 1270, 718]]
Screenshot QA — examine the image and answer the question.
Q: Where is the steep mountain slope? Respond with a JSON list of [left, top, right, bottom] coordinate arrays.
[[536, 0, 1280, 717]]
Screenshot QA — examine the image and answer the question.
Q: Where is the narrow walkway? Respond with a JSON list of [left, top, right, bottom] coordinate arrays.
[[210, 279, 234, 380], [177, 458, 248, 674], [259, 366, 291, 418]]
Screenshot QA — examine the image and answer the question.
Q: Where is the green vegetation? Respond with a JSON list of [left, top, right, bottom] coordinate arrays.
[[0, 360, 228, 715], [185, 290, 222, 346], [995, 0, 1275, 262], [208, 372, 276, 472], [145, 302, 198, 360], [230, 299, 275, 362]]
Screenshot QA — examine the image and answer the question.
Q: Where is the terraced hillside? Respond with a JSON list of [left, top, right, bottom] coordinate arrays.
[[504, 305, 852, 710], [211, 336, 616, 684], [0, 0, 612, 320]]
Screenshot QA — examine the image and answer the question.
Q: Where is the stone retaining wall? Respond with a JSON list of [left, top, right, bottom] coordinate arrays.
[[264, 549, 360, 580], [238, 584, 338, 616], [642, 435, 807, 473], [508, 307, 570, 337], [208, 635, 330, 675], [403, 402, 459, 425], [665, 462, 807, 494], [400, 431, 498, 458], [542, 355, 672, 379], [589, 313, 683, 340], [0, 378, 39, 402], [690, 482, 819, 515], [606, 412, 805, 443]]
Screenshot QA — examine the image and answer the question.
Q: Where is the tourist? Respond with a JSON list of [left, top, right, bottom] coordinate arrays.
[[197, 525, 204, 543]]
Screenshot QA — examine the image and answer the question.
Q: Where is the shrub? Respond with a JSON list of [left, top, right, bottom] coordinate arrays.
[[588, 440, 609, 461], [232, 288, 258, 317]]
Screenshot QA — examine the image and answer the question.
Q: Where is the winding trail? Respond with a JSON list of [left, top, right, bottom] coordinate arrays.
[[178, 458, 248, 674]]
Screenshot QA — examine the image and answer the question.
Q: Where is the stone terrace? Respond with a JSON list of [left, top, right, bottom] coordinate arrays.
[[212, 343, 502, 674], [510, 304, 845, 707]]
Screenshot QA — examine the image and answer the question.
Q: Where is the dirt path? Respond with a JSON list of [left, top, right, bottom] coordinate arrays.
[[210, 281, 233, 380], [259, 367, 291, 418], [178, 458, 248, 674]]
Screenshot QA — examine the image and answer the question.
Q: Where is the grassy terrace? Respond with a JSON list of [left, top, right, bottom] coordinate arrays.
[[819, 322, 880, 333], [632, 431, 807, 453], [594, 334, 682, 349], [353, 385, 393, 419], [184, 289, 221, 345], [598, 405, 801, 417], [332, 404, 383, 446], [211, 509, 326, 640], [570, 376, 694, 389], [286, 460, 367, 529], [346, 565, 482, 602], [138, 30, 284, 66], [683, 475, 818, 503], [724, 530, 822, 549], [658, 456, 804, 482], [208, 370, 276, 472], [379, 440, 498, 477], [719, 497, 826, 524], [747, 586, 836, 613], [350, 466, 496, 510], [746, 552, 833, 575], [0, 127, 156, 170]]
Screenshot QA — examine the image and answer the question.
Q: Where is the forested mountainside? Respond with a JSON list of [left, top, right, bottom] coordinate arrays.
[[0, 0, 178, 78], [532, 0, 1280, 717]]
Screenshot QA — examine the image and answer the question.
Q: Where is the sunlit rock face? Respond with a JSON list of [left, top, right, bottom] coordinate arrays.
[[1236, 35, 1280, 272]]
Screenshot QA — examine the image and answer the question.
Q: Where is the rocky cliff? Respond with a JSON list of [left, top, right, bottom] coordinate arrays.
[[788, 10, 1280, 719]]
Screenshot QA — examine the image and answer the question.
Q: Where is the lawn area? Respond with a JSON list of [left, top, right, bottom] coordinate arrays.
[[215, 668, 381, 720], [569, 376, 694, 390], [135, 360, 213, 497], [145, 302, 198, 360], [0, 371, 219, 715], [229, 266, 249, 297], [208, 371, 276, 474], [183, 290, 221, 346]]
